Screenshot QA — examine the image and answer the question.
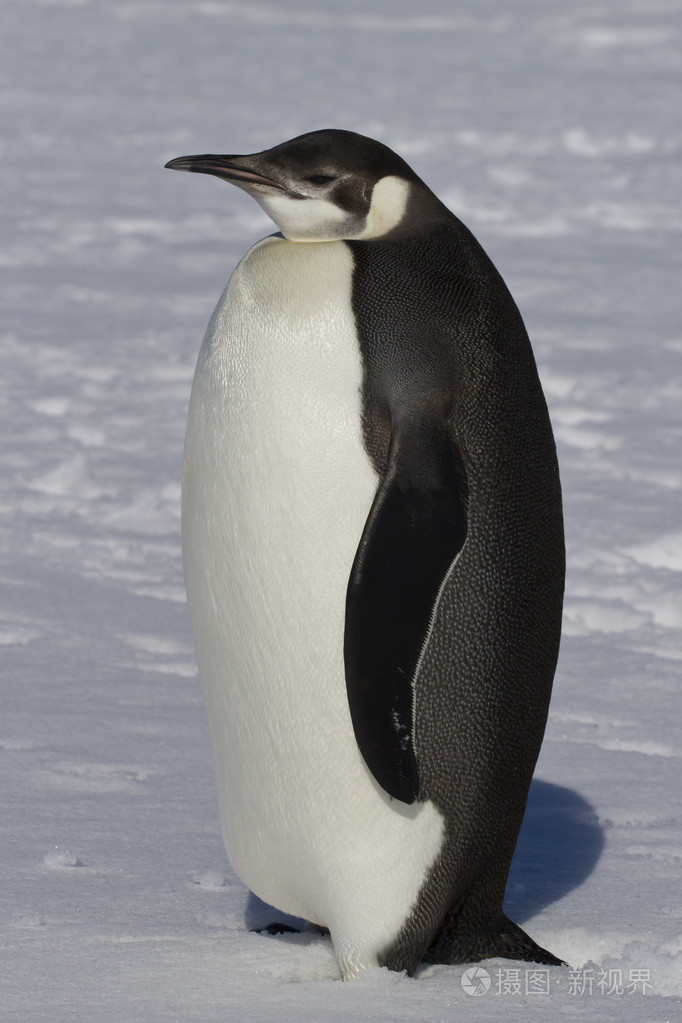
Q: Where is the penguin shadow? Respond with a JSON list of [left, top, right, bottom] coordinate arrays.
[[504, 778, 604, 923]]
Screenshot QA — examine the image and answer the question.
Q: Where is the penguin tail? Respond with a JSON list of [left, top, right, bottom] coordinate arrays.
[[425, 913, 566, 968]]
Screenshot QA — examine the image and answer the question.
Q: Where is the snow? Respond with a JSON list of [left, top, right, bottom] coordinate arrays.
[[2, 0, 681, 1018]]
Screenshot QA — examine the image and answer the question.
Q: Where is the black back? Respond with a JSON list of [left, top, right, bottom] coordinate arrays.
[[342, 207, 565, 970]]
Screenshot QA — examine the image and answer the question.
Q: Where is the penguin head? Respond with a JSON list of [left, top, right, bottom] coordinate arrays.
[[165, 129, 443, 242]]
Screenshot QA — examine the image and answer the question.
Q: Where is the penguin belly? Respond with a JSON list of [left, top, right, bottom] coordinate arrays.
[[181, 235, 445, 978]]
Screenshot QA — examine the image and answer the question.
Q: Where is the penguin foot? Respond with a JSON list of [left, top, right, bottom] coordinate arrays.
[[253, 922, 300, 935], [305, 922, 330, 936], [425, 913, 567, 967], [252, 920, 330, 938]]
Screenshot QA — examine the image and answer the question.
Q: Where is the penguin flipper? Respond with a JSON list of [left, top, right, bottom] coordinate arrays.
[[344, 420, 468, 804]]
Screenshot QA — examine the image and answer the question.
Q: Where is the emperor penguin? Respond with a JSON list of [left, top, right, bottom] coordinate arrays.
[[165, 129, 565, 979]]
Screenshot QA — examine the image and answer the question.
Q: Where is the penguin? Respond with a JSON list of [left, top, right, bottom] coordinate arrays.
[[165, 129, 565, 979]]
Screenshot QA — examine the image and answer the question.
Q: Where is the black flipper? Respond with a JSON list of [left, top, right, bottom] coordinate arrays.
[[344, 420, 468, 803]]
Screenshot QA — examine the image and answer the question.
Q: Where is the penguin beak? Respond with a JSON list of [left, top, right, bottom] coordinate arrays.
[[164, 154, 285, 190]]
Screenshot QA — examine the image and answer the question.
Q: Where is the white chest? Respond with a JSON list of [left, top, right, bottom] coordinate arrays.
[[182, 238, 378, 755]]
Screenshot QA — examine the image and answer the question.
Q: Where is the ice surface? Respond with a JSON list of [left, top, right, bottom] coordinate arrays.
[[1, 0, 680, 1019]]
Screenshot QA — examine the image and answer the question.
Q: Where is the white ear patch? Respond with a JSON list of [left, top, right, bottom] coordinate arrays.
[[355, 176, 411, 239]]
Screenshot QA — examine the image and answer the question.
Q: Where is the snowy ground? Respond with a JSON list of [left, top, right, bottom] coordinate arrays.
[[2, 0, 681, 1019]]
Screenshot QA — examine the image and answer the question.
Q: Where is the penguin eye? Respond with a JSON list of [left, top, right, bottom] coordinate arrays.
[[305, 174, 336, 186]]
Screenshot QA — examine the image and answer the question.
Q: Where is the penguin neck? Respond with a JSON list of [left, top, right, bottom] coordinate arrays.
[[357, 176, 454, 242], [380, 189, 455, 243]]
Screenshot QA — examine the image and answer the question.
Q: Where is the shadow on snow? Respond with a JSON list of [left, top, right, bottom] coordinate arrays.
[[505, 778, 604, 924]]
